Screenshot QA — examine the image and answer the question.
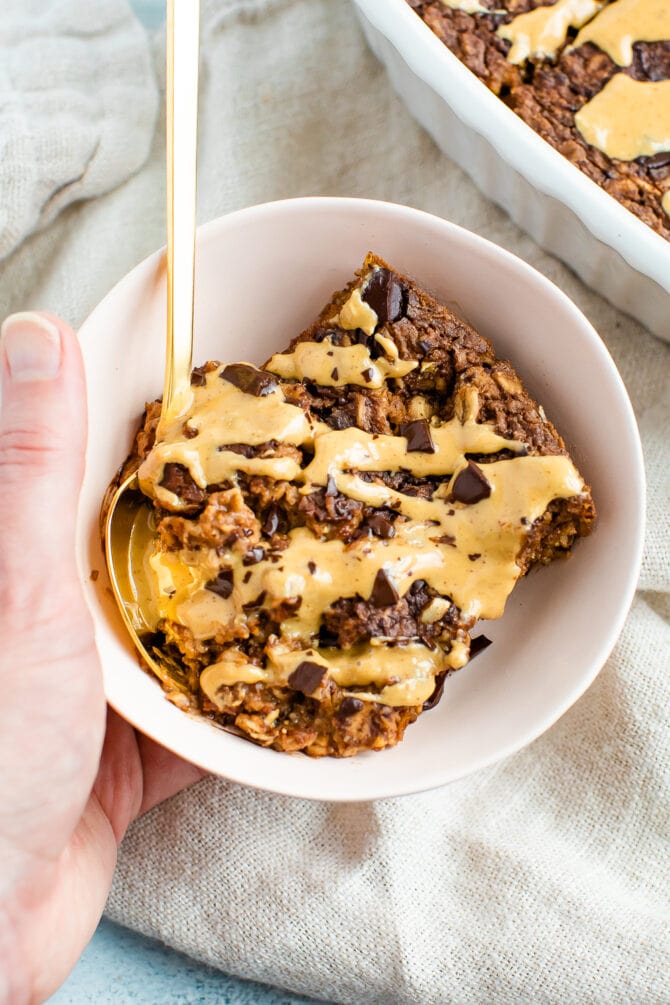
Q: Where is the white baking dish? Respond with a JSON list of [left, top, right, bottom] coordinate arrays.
[[352, 0, 670, 343]]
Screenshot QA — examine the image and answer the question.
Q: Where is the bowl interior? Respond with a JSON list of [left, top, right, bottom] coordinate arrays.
[[77, 197, 644, 800]]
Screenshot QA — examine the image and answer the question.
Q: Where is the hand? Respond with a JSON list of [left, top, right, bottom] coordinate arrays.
[[0, 313, 205, 1005]]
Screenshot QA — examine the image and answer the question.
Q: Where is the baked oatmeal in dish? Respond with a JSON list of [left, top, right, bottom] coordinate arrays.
[[407, 0, 670, 240], [108, 255, 595, 757]]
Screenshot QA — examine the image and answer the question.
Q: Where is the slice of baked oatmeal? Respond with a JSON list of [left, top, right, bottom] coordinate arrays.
[[112, 254, 595, 757]]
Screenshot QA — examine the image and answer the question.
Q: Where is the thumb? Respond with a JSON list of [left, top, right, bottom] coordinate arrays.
[[0, 312, 89, 637], [0, 312, 104, 862]]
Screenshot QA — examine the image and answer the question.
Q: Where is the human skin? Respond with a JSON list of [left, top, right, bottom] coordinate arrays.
[[0, 312, 205, 1005]]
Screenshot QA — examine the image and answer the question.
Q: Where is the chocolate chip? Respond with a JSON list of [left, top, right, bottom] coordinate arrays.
[[330, 367, 339, 381], [288, 660, 327, 695], [362, 367, 374, 382], [370, 568, 399, 608], [470, 635, 492, 659], [338, 696, 363, 718], [365, 513, 395, 538], [205, 569, 234, 599], [418, 339, 432, 353], [190, 365, 208, 387], [307, 561, 317, 574], [437, 534, 456, 547], [451, 461, 492, 505], [400, 419, 435, 454], [242, 547, 265, 566], [262, 506, 280, 536], [243, 570, 252, 584], [182, 422, 199, 440], [221, 363, 277, 397], [326, 475, 338, 497], [361, 268, 406, 324], [468, 553, 481, 562]]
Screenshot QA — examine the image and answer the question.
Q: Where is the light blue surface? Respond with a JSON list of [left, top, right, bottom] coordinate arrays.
[[49, 919, 321, 1005]]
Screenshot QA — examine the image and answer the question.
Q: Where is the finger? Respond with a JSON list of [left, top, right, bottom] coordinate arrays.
[[136, 731, 207, 817], [0, 312, 88, 637], [94, 709, 206, 845], [0, 312, 104, 863]]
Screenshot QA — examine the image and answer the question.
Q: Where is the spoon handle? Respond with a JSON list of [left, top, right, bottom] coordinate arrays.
[[164, 0, 200, 422]]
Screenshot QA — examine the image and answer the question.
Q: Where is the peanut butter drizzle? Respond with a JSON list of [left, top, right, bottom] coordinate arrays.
[[497, 0, 602, 64], [573, 0, 670, 66], [139, 310, 587, 707], [137, 373, 315, 508], [200, 641, 467, 709], [266, 339, 417, 388], [575, 75, 670, 160], [335, 287, 379, 336]]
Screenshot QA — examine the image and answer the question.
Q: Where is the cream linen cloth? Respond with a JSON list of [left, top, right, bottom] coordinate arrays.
[[0, 0, 157, 261], [1, 1, 668, 1003]]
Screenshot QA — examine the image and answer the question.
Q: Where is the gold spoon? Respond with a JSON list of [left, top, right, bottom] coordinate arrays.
[[102, 0, 200, 694]]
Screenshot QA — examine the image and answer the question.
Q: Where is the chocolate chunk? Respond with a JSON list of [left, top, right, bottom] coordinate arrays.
[[361, 268, 406, 324], [242, 546, 265, 566], [288, 660, 327, 695], [331, 367, 339, 381], [307, 561, 317, 574], [362, 367, 374, 382], [451, 461, 492, 505], [221, 442, 256, 458], [326, 475, 338, 497], [468, 553, 481, 562], [221, 363, 277, 397], [370, 568, 400, 608], [190, 365, 208, 387], [205, 569, 234, 599], [262, 506, 280, 537], [242, 591, 266, 611], [470, 635, 493, 659], [642, 151, 670, 181], [436, 533, 456, 547], [423, 671, 447, 712], [400, 419, 436, 454], [365, 513, 395, 539], [159, 463, 206, 507], [338, 696, 364, 718], [243, 570, 252, 584], [318, 626, 339, 648], [311, 327, 338, 344]]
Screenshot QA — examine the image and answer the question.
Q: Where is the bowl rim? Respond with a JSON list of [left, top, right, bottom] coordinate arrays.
[[352, 0, 670, 299], [78, 196, 645, 801]]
